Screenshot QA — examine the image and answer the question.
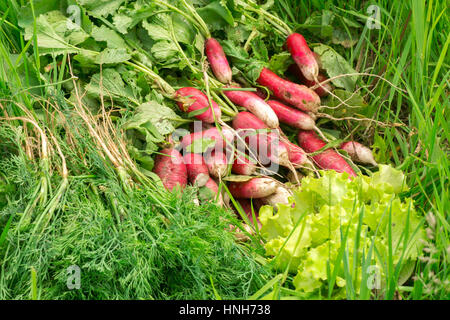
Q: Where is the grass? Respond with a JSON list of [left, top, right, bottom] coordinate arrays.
[[0, 0, 448, 300]]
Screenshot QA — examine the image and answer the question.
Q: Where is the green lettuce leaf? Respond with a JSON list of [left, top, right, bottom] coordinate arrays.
[[259, 167, 424, 297]]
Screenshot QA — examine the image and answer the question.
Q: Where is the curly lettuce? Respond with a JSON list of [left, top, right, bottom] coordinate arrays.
[[259, 165, 425, 296]]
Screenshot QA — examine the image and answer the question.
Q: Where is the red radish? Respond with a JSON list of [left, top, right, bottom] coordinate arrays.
[[153, 148, 188, 191], [204, 149, 229, 178], [236, 199, 262, 229], [200, 177, 224, 205], [175, 87, 221, 123], [180, 127, 234, 152], [297, 130, 357, 178], [205, 38, 232, 84], [224, 84, 279, 128], [286, 33, 319, 81], [232, 111, 267, 130], [283, 139, 308, 167], [232, 112, 289, 167], [183, 153, 210, 186], [262, 186, 292, 207], [288, 64, 333, 97], [228, 177, 277, 199], [232, 153, 257, 175], [257, 68, 321, 113], [267, 100, 315, 130], [340, 141, 378, 166]]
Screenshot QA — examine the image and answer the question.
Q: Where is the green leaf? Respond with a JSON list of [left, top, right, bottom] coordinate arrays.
[[268, 52, 294, 76], [142, 20, 172, 42], [112, 3, 156, 34], [77, 0, 125, 17], [224, 24, 252, 43], [222, 40, 266, 82], [23, 10, 90, 55], [370, 164, 407, 194], [222, 40, 250, 63], [127, 145, 155, 171], [150, 41, 178, 61], [85, 68, 139, 105], [197, 0, 234, 31], [18, 0, 62, 29], [112, 14, 134, 34], [322, 89, 367, 117], [302, 10, 334, 39], [251, 38, 268, 61], [124, 101, 181, 167], [372, 134, 390, 164], [313, 44, 358, 91], [95, 48, 131, 64], [127, 102, 180, 137], [91, 25, 127, 49], [75, 48, 131, 65], [172, 13, 196, 45]]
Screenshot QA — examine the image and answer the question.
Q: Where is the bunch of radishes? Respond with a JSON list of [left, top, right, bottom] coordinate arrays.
[[153, 33, 377, 226]]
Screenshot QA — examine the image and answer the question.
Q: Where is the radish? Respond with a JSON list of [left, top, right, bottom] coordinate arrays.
[[224, 84, 279, 128], [228, 177, 277, 199], [297, 130, 357, 178], [183, 153, 210, 186], [205, 38, 232, 84], [267, 100, 315, 130], [232, 112, 289, 167], [200, 177, 224, 205], [204, 150, 229, 178], [153, 148, 188, 191], [232, 153, 257, 175], [340, 141, 378, 166], [257, 68, 321, 113], [286, 33, 319, 81], [288, 64, 333, 97], [175, 87, 221, 123], [232, 111, 267, 130], [262, 186, 292, 206], [180, 127, 234, 152], [283, 139, 308, 167]]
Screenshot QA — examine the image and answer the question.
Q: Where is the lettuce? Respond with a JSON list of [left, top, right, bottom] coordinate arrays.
[[260, 165, 424, 296]]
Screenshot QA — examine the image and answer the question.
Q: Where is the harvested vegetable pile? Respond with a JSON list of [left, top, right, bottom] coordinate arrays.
[[0, 0, 448, 300]]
